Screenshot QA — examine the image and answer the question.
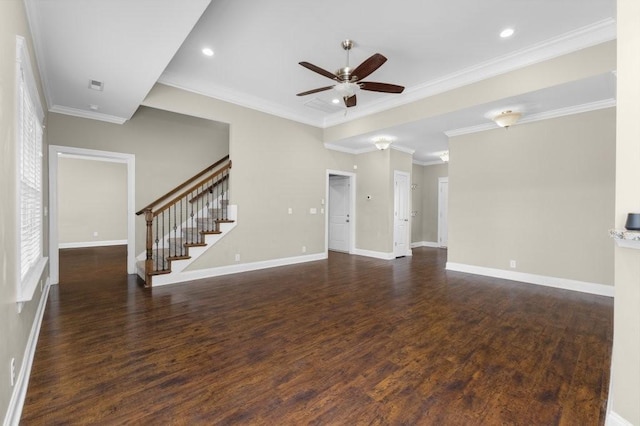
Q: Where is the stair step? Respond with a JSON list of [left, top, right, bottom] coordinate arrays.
[[182, 227, 203, 243], [196, 218, 218, 232]]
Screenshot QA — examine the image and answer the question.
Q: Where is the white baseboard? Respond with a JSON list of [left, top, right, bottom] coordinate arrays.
[[411, 241, 440, 248], [352, 248, 395, 260], [152, 252, 328, 287], [59, 239, 127, 249], [4, 277, 51, 426], [606, 411, 634, 426], [445, 262, 614, 297]]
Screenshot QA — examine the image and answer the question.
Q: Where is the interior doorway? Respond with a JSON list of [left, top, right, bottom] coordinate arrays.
[[438, 177, 449, 248], [326, 170, 356, 254], [49, 145, 136, 284], [394, 170, 411, 257]]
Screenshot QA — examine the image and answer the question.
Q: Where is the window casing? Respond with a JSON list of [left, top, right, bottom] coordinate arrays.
[[16, 36, 46, 302]]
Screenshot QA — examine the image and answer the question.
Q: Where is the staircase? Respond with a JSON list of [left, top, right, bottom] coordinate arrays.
[[135, 156, 235, 287]]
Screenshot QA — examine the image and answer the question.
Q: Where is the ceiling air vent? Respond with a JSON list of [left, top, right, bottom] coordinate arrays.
[[303, 98, 343, 114], [88, 79, 104, 91]]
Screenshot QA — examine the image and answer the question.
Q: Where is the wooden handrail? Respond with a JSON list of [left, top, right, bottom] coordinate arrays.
[[153, 163, 231, 217], [136, 155, 230, 215]]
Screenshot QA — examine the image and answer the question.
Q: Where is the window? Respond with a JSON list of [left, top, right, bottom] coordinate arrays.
[[16, 36, 46, 302]]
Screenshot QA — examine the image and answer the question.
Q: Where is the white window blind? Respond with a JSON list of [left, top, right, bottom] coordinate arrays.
[[16, 36, 46, 302]]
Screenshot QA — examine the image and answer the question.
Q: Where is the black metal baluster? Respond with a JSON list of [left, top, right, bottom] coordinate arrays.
[[154, 216, 159, 272]]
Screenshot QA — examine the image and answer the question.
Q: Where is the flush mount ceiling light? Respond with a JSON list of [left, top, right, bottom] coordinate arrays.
[[493, 110, 522, 128], [373, 137, 393, 150], [500, 28, 515, 38], [202, 47, 214, 57], [440, 151, 449, 162]]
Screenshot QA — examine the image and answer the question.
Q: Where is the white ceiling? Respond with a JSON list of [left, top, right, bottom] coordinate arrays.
[[26, 0, 616, 162]]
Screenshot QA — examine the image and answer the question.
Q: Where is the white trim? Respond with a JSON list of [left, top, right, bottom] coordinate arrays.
[[156, 79, 323, 128], [325, 170, 357, 256], [3, 277, 50, 426], [23, 0, 54, 111], [413, 159, 446, 167], [606, 411, 634, 426], [411, 241, 440, 248], [391, 144, 415, 155], [49, 105, 127, 125], [322, 143, 418, 160], [446, 99, 617, 137], [152, 253, 327, 287], [157, 19, 614, 130], [445, 262, 614, 297], [323, 142, 362, 155], [49, 146, 136, 284], [322, 19, 616, 128], [352, 248, 395, 260], [16, 257, 47, 303], [59, 240, 128, 249]]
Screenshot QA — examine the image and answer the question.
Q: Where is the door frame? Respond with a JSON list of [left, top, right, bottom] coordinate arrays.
[[49, 145, 136, 284], [438, 176, 449, 248], [393, 170, 411, 257], [325, 170, 356, 255]]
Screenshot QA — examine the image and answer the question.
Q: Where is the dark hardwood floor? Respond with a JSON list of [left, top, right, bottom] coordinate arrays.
[[21, 246, 613, 425]]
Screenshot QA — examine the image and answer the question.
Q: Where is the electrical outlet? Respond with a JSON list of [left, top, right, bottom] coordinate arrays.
[[302, 246, 306, 253], [235, 253, 240, 262], [10, 358, 15, 386], [287, 207, 293, 215], [510, 260, 516, 269], [93, 231, 98, 237]]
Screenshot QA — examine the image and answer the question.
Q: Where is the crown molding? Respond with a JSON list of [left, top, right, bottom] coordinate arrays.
[[324, 142, 414, 156], [23, 0, 55, 111], [157, 76, 324, 128], [413, 159, 447, 166], [49, 105, 127, 125], [322, 18, 616, 128], [323, 142, 360, 154], [391, 144, 415, 155], [445, 98, 616, 137]]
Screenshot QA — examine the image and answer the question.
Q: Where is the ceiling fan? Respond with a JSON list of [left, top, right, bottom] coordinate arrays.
[[296, 39, 405, 108]]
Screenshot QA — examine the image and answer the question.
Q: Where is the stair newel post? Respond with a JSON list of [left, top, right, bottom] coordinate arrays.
[[144, 208, 154, 287]]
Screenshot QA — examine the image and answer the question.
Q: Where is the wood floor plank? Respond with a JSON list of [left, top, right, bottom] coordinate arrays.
[[21, 246, 613, 425]]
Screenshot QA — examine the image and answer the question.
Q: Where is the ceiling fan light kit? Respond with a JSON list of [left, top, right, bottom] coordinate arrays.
[[493, 110, 522, 128], [297, 39, 405, 108]]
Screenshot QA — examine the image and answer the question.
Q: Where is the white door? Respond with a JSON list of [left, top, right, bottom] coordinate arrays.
[[438, 177, 449, 248], [329, 175, 350, 252], [394, 171, 410, 257]]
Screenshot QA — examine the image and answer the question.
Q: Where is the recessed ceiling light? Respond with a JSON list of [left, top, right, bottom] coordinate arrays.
[[202, 47, 214, 57], [332, 98, 340, 104], [500, 28, 515, 38], [89, 104, 99, 111]]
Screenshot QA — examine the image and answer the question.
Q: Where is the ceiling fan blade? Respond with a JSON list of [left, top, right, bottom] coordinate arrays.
[[351, 54, 387, 81], [359, 81, 405, 93], [344, 94, 357, 108], [299, 62, 338, 80], [296, 86, 334, 96]]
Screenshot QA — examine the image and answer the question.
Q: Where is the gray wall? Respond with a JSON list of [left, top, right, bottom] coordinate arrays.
[[448, 108, 615, 286], [142, 83, 407, 268], [47, 106, 230, 255], [612, 1, 640, 423], [0, 0, 49, 422], [58, 157, 127, 245], [411, 163, 448, 244]]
